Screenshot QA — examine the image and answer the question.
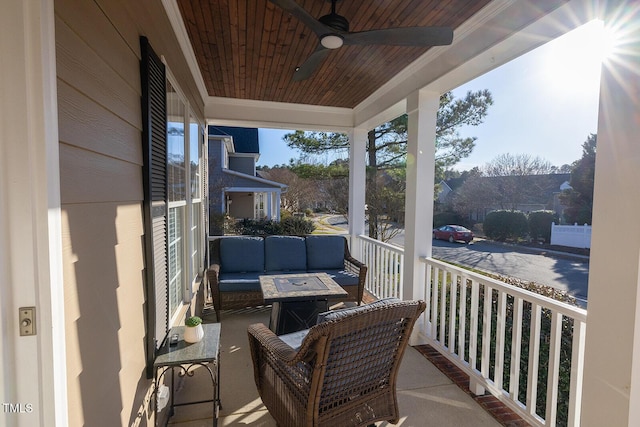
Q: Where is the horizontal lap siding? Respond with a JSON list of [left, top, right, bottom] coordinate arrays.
[[54, 0, 204, 425], [55, 0, 147, 422]]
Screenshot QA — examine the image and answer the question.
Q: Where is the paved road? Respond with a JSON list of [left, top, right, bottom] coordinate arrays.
[[430, 239, 589, 305], [315, 215, 590, 305]]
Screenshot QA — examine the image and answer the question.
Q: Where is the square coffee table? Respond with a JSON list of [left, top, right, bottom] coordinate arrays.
[[260, 273, 348, 335]]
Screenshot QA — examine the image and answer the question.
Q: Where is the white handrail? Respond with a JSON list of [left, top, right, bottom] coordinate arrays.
[[357, 234, 404, 299]]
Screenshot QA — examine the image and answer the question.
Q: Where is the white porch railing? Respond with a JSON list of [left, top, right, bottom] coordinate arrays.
[[353, 235, 587, 427], [357, 234, 404, 300]]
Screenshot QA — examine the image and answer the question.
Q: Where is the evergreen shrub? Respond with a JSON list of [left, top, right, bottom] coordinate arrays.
[[483, 210, 528, 241], [528, 210, 558, 243]]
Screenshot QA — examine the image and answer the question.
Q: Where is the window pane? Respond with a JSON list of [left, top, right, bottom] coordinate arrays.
[[168, 206, 184, 316], [190, 117, 202, 200], [167, 80, 186, 202], [191, 201, 201, 276]]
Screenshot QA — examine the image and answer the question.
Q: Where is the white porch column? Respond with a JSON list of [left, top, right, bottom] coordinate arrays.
[[348, 128, 367, 248], [0, 0, 67, 426], [581, 4, 640, 426], [274, 190, 281, 221], [266, 192, 272, 219], [403, 90, 438, 342]]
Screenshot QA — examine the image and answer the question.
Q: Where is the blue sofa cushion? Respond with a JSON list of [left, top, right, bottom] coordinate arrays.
[[265, 236, 307, 272], [308, 269, 359, 287], [305, 235, 345, 270], [219, 237, 265, 273], [316, 298, 401, 324], [218, 272, 262, 292]]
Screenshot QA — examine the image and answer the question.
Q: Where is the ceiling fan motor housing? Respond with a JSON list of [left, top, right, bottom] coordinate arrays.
[[319, 13, 349, 32]]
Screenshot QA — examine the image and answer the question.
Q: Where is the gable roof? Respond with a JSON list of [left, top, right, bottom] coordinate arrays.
[[208, 125, 259, 154]]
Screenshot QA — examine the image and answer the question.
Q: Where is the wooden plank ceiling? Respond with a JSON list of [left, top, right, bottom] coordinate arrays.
[[178, 0, 492, 108]]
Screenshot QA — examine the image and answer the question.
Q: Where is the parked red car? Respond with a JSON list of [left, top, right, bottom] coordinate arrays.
[[432, 225, 474, 243]]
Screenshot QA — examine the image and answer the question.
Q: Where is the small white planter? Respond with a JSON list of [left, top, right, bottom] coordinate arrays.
[[184, 324, 204, 343]]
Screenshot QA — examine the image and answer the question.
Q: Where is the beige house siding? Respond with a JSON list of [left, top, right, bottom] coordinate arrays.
[[55, 0, 204, 425]]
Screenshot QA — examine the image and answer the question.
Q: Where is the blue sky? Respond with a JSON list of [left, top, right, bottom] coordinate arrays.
[[257, 20, 607, 170]]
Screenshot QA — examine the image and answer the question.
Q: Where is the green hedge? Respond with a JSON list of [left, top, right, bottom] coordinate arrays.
[[528, 210, 558, 243], [483, 210, 528, 241], [433, 211, 468, 228], [229, 216, 315, 236]]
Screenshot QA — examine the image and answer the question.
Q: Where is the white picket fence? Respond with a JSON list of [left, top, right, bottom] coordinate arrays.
[[550, 223, 591, 249]]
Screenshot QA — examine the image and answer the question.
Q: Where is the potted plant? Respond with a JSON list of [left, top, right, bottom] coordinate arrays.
[[184, 315, 204, 343]]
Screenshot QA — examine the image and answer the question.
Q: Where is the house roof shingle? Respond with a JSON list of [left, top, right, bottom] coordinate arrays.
[[208, 125, 259, 154]]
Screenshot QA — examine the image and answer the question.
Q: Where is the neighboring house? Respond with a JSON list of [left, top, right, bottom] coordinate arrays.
[[208, 126, 287, 231], [439, 173, 572, 222]]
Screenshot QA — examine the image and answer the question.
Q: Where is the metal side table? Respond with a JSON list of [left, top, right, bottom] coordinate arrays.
[[154, 323, 221, 426]]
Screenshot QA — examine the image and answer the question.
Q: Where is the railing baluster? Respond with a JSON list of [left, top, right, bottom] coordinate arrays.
[[469, 279, 480, 371], [527, 303, 542, 418], [424, 263, 432, 336], [374, 246, 382, 296], [545, 311, 563, 426], [495, 290, 507, 389], [568, 319, 586, 427], [481, 285, 493, 379], [398, 252, 404, 300], [431, 267, 440, 340], [458, 276, 468, 363], [509, 297, 523, 401], [450, 273, 458, 354], [440, 270, 447, 345]]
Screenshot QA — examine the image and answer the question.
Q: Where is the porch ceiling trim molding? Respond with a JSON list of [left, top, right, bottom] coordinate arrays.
[[206, 97, 355, 132], [162, 0, 209, 101]]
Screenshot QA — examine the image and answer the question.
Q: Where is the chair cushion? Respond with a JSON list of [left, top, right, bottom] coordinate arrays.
[[305, 236, 345, 270], [316, 298, 401, 324], [278, 329, 309, 351], [218, 272, 262, 292], [219, 236, 265, 273], [265, 236, 307, 272], [308, 269, 359, 287]]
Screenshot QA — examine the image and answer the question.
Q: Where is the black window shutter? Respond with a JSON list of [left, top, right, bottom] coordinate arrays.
[[140, 36, 168, 378]]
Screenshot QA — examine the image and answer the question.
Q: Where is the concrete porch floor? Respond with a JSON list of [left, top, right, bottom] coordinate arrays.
[[163, 306, 503, 427]]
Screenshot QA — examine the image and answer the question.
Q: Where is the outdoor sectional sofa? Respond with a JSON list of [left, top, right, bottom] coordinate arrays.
[[207, 235, 367, 320]]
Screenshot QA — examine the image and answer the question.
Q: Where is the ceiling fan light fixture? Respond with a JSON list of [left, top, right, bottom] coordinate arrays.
[[321, 34, 344, 49]]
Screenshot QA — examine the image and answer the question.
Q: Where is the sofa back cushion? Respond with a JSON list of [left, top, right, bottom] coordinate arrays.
[[306, 235, 345, 270], [265, 236, 307, 272], [219, 236, 265, 273]]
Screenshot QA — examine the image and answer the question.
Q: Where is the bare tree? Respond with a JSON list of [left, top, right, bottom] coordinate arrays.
[[261, 167, 315, 213], [483, 153, 554, 177], [482, 153, 555, 210]]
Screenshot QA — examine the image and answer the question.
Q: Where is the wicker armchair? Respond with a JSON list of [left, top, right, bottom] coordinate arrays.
[[247, 299, 426, 427]]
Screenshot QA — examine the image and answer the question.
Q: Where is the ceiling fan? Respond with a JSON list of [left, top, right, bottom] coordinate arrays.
[[269, 0, 454, 81]]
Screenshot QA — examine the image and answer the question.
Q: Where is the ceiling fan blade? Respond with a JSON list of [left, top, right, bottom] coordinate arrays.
[[268, 0, 331, 37], [293, 45, 330, 81], [343, 26, 454, 47]]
